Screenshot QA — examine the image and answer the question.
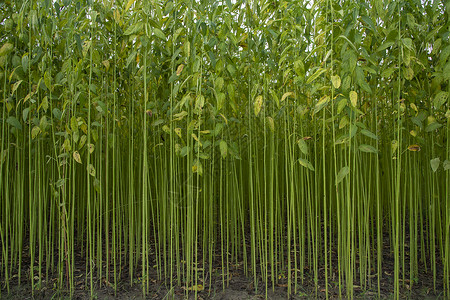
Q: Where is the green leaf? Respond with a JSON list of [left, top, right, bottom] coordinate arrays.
[[402, 38, 413, 50], [123, 22, 143, 35], [87, 164, 96, 177], [56, 179, 65, 188], [22, 107, 30, 122], [361, 16, 376, 33], [153, 28, 167, 40], [433, 91, 448, 110], [31, 126, 41, 139], [443, 160, 450, 171], [404, 67, 414, 80], [306, 68, 326, 85], [298, 158, 314, 171], [356, 67, 372, 93], [339, 116, 349, 129], [381, 67, 396, 78], [360, 129, 378, 140], [219, 140, 228, 158], [6, 116, 22, 130], [0, 43, 14, 57], [425, 122, 442, 132], [22, 54, 29, 73], [195, 95, 205, 112], [180, 146, 189, 157], [376, 41, 395, 52], [297, 139, 308, 155], [70, 116, 78, 133], [53, 108, 62, 120], [225, 0, 232, 10], [152, 119, 165, 127], [430, 157, 440, 172], [44, 71, 51, 90], [359, 144, 378, 154], [336, 166, 349, 185], [337, 98, 347, 114], [294, 60, 305, 78]]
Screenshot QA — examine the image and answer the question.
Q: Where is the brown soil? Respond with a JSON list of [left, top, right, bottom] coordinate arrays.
[[1, 230, 446, 299]]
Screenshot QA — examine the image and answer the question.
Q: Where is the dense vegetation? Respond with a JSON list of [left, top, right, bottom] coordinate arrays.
[[0, 0, 449, 298]]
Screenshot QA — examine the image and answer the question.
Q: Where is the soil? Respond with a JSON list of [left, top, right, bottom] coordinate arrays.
[[1, 233, 446, 299]]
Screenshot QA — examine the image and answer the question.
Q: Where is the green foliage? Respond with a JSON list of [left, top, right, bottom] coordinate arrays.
[[0, 0, 449, 299]]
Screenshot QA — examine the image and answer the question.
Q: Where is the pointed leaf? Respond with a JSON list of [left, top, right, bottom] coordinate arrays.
[[254, 95, 263, 116], [266, 116, 274, 132], [430, 157, 440, 172], [153, 28, 167, 40], [433, 91, 448, 110], [425, 122, 442, 132], [73, 151, 82, 164], [306, 68, 326, 84], [314, 95, 330, 113], [219, 140, 228, 158], [281, 92, 294, 102], [360, 129, 378, 140], [350, 91, 357, 107], [6, 116, 22, 130], [297, 139, 308, 155], [298, 158, 314, 171], [359, 144, 378, 154], [125, 0, 136, 11], [336, 166, 349, 185], [0, 43, 14, 57], [407, 144, 421, 151], [31, 126, 41, 139], [176, 64, 184, 76], [331, 75, 341, 89], [443, 160, 450, 171], [87, 164, 96, 177]]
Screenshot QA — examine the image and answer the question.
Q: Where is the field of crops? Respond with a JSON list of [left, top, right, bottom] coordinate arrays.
[[0, 0, 449, 299]]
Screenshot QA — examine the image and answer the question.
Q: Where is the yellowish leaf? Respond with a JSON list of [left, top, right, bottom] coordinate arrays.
[[219, 113, 228, 125], [113, 10, 120, 23], [254, 95, 263, 116], [191, 133, 202, 146], [187, 284, 204, 291], [125, 0, 136, 11], [175, 128, 182, 138], [31, 126, 41, 139], [407, 144, 421, 152], [266, 116, 274, 132], [102, 60, 110, 70], [339, 116, 349, 129], [87, 164, 95, 177], [349, 91, 357, 107], [331, 75, 341, 89], [88, 144, 94, 154], [281, 92, 294, 102], [176, 64, 184, 76], [73, 151, 82, 164]]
